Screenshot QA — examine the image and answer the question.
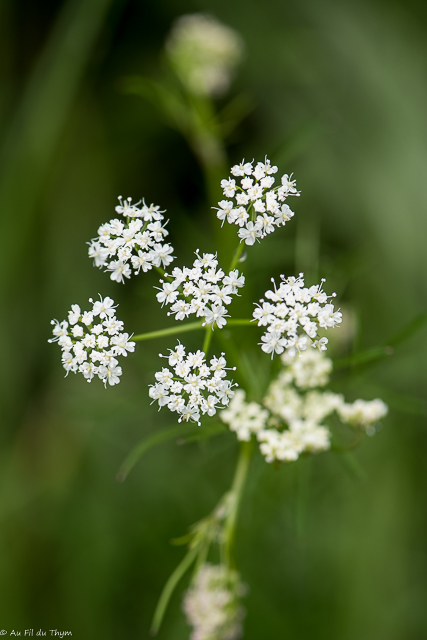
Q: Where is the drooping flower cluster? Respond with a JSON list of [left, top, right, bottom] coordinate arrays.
[[253, 273, 342, 358], [183, 563, 246, 640], [221, 349, 388, 464], [214, 158, 299, 245], [88, 197, 174, 283], [49, 297, 135, 387], [156, 252, 245, 328], [166, 14, 244, 98], [149, 342, 237, 425]]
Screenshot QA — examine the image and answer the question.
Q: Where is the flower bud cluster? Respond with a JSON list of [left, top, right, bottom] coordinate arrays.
[[166, 14, 244, 98], [49, 297, 135, 387], [149, 342, 237, 425], [183, 563, 246, 640], [214, 158, 299, 245], [156, 251, 245, 329], [88, 197, 174, 283], [253, 273, 342, 358]]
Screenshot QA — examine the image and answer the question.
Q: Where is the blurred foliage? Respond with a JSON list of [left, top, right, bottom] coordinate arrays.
[[0, 0, 427, 638]]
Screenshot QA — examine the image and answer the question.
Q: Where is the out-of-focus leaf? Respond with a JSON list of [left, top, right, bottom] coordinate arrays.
[[217, 93, 255, 138], [0, 0, 114, 290], [120, 75, 190, 134], [177, 423, 227, 445], [116, 424, 197, 482], [334, 309, 427, 370]]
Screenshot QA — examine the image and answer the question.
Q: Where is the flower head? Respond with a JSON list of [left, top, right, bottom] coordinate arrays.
[[214, 158, 300, 245], [253, 274, 342, 358], [49, 296, 134, 387], [149, 342, 237, 425], [88, 197, 174, 282], [156, 251, 245, 329], [166, 14, 244, 98], [183, 563, 246, 640]]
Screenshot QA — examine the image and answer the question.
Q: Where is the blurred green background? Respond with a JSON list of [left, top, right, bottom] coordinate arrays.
[[1, 0, 427, 637]]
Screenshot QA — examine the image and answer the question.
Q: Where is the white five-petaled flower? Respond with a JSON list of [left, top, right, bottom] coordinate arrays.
[[149, 342, 237, 425], [49, 296, 135, 387], [88, 197, 175, 282], [253, 274, 342, 358], [155, 251, 245, 329], [214, 157, 300, 245]]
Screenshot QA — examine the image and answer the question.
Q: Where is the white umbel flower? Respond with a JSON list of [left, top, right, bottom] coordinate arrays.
[[88, 197, 174, 282], [49, 296, 134, 387], [214, 158, 300, 245], [220, 390, 269, 441], [149, 342, 237, 425], [253, 273, 342, 358], [183, 563, 245, 640], [156, 251, 245, 329], [166, 14, 244, 98], [281, 349, 333, 389], [220, 349, 387, 465], [337, 399, 388, 431]]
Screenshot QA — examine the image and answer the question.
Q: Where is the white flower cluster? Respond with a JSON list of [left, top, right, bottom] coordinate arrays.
[[149, 342, 237, 425], [156, 252, 245, 328], [220, 390, 269, 441], [166, 14, 244, 98], [253, 273, 342, 358], [183, 563, 245, 640], [49, 297, 135, 387], [221, 349, 388, 463], [88, 197, 174, 283], [214, 158, 299, 245], [337, 399, 388, 432], [280, 348, 333, 389]]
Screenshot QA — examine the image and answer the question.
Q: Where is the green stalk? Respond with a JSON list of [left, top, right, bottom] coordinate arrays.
[[228, 242, 245, 271], [133, 321, 204, 342], [202, 326, 213, 355], [132, 319, 254, 343], [224, 440, 254, 568]]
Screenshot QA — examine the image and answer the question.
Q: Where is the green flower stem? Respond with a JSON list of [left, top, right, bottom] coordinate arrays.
[[228, 319, 253, 327], [202, 326, 213, 355], [224, 439, 254, 568], [133, 321, 204, 342], [229, 241, 245, 271], [133, 319, 254, 343]]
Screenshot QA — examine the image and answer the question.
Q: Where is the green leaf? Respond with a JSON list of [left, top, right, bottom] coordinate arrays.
[[177, 424, 227, 445], [121, 75, 190, 134], [150, 546, 199, 636], [116, 424, 197, 482], [334, 310, 427, 371]]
